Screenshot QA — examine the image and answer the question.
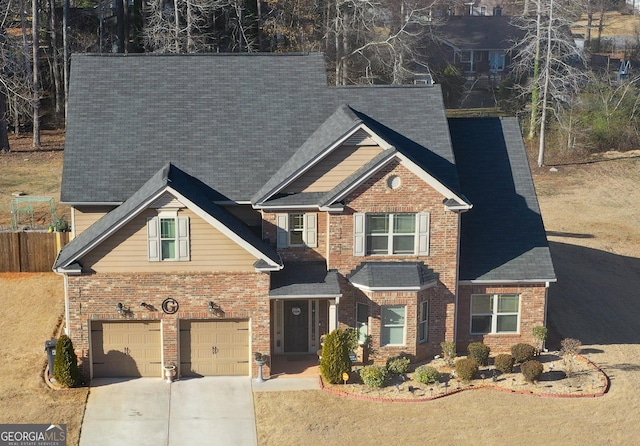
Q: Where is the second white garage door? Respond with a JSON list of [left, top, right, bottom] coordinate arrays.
[[179, 320, 249, 376]]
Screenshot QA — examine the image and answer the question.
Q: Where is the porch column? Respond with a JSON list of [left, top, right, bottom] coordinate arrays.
[[328, 299, 337, 332]]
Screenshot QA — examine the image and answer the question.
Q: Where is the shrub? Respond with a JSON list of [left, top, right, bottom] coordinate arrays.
[[532, 326, 548, 353], [440, 341, 457, 366], [511, 343, 536, 363], [560, 338, 582, 377], [53, 335, 81, 387], [521, 360, 544, 383], [560, 338, 582, 356], [413, 365, 441, 385], [360, 365, 389, 388], [494, 354, 515, 374], [386, 355, 411, 376], [467, 342, 491, 366], [455, 358, 478, 382], [320, 329, 353, 384]]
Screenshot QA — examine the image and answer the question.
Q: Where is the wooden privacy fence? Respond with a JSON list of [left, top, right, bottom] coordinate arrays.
[[0, 232, 69, 272]]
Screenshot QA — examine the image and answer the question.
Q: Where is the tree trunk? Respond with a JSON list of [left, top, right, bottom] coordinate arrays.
[[49, 0, 63, 115], [174, 0, 180, 52], [528, 0, 542, 140], [32, 0, 41, 148], [116, 0, 125, 52], [186, 0, 193, 52], [0, 90, 10, 153], [63, 0, 69, 119], [537, 0, 554, 168]]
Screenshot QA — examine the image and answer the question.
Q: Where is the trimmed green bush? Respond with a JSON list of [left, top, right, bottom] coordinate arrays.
[[320, 329, 353, 384], [467, 342, 491, 366], [440, 341, 457, 366], [455, 358, 478, 382], [494, 353, 515, 374], [53, 334, 81, 387], [511, 343, 536, 363], [386, 355, 411, 376], [360, 365, 389, 388], [521, 359, 544, 383], [413, 365, 441, 385]]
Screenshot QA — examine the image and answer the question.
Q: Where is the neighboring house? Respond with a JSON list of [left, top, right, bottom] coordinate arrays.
[[54, 53, 555, 380], [436, 16, 527, 76]]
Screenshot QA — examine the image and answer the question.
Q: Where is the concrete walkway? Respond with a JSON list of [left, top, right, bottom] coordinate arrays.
[[80, 377, 258, 446]]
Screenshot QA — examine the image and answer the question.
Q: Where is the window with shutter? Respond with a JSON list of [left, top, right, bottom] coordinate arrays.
[[147, 214, 190, 261], [276, 213, 317, 248]]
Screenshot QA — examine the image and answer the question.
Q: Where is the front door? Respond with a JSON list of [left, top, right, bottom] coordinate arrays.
[[284, 300, 309, 353]]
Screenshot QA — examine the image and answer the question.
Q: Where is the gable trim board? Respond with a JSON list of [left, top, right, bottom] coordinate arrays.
[[54, 166, 282, 273]]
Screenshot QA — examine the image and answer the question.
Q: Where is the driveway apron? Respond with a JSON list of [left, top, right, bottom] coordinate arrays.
[[80, 377, 257, 446]]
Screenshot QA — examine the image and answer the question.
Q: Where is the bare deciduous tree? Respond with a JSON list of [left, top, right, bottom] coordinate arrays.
[[511, 0, 588, 166]]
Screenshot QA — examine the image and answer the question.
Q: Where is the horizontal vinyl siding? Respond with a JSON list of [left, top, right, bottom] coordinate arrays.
[[73, 206, 114, 236], [81, 208, 257, 272], [283, 145, 383, 193]]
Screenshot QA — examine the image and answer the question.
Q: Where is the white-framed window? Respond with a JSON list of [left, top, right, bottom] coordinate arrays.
[[381, 305, 406, 346], [353, 212, 429, 256], [459, 51, 472, 62], [356, 302, 369, 344], [276, 213, 317, 248], [147, 212, 190, 261], [419, 301, 428, 343], [471, 294, 520, 334]]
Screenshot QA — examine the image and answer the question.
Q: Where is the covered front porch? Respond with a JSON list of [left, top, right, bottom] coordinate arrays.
[[269, 261, 342, 357]]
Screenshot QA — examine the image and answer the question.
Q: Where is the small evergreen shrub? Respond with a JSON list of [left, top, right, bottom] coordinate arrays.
[[320, 329, 353, 384], [53, 335, 81, 387], [455, 358, 478, 382], [440, 341, 457, 366], [494, 354, 515, 374], [521, 359, 544, 383], [467, 342, 491, 366], [386, 355, 411, 376], [360, 365, 389, 388], [511, 343, 536, 363], [413, 365, 441, 385]]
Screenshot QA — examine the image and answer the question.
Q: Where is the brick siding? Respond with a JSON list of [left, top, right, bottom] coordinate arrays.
[[67, 272, 271, 379]]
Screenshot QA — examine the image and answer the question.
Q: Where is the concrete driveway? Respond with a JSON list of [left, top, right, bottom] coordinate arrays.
[[80, 377, 257, 446]]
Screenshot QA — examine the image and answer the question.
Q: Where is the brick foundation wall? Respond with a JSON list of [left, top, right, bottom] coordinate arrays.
[[456, 284, 548, 354], [67, 271, 272, 379]]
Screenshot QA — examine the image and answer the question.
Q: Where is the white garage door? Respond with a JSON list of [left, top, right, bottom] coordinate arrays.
[[91, 321, 162, 377], [180, 320, 249, 376]]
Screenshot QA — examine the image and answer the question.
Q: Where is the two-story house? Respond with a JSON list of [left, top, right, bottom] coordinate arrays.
[[54, 53, 555, 380]]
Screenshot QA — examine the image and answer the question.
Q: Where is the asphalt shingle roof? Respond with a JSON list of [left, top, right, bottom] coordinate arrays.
[[62, 53, 459, 204], [348, 262, 438, 289], [449, 117, 555, 282], [437, 16, 527, 51], [54, 163, 281, 270], [270, 262, 341, 297]]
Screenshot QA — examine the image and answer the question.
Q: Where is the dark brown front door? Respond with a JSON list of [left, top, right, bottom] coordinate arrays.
[[284, 300, 308, 353]]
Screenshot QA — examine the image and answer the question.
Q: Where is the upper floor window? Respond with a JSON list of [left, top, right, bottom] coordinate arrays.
[[147, 213, 190, 261], [276, 213, 317, 248], [471, 294, 520, 334], [353, 212, 429, 256]]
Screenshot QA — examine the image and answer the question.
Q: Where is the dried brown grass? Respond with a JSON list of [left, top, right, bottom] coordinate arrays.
[[0, 273, 87, 446]]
